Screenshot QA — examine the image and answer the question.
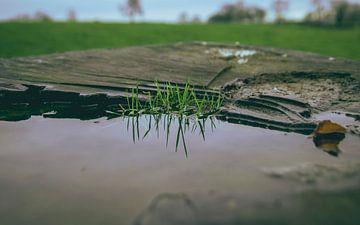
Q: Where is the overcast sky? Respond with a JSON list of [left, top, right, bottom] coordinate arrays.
[[0, 0, 359, 22]]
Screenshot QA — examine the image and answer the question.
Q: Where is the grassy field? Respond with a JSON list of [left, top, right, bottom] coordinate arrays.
[[0, 22, 359, 60]]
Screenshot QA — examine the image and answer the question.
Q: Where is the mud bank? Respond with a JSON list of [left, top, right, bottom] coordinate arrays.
[[1, 43, 360, 225], [1, 42, 360, 133]]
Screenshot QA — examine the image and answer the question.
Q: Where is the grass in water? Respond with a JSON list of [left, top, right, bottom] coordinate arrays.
[[117, 81, 223, 117], [109, 81, 223, 157]]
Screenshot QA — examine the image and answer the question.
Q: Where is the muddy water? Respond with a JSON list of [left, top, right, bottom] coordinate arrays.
[[0, 116, 360, 225]]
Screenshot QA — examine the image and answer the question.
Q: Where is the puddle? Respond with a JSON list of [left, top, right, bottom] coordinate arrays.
[[313, 111, 359, 126], [0, 115, 360, 225], [207, 48, 257, 65], [218, 49, 257, 58]]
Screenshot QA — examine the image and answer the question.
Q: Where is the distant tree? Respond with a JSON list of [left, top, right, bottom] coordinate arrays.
[[178, 12, 202, 24], [191, 15, 202, 24], [345, 3, 360, 24], [67, 8, 77, 22], [304, 0, 360, 26], [311, 0, 323, 10], [333, 0, 348, 25], [208, 0, 266, 23], [331, 0, 360, 25], [234, 0, 245, 8], [10, 11, 53, 22], [311, 0, 324, 20], [178, 12, 189, 23], [33, 11, 53, 22], [10, 14, 31, 21], [273, 0, 289, 22], [303, 0, 326, 23], [120, 0, 143, 22]]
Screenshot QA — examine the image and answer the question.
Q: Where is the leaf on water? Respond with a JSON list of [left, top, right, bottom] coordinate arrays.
[[314, 120, 346, 135]]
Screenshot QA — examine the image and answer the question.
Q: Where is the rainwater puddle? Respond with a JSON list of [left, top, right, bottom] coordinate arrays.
[[0, 115, 359, 225]]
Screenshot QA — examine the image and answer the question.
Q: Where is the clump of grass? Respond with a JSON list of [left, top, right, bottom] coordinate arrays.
[[105, 81, 223, 157], [117, 81, 223, 117]]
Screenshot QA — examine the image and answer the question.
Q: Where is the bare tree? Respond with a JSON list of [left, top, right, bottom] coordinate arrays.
[[67, 8, 77, 22], [311, 0, 323, 10], [311, 0, 324, 20], [178, 12, 188, 23], [273, 0, 289, 22], [191, 15, 202, 24], [120, 0, 143, 22]]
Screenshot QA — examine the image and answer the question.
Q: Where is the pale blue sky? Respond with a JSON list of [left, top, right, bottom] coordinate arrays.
[[0, 0, 359, 22]]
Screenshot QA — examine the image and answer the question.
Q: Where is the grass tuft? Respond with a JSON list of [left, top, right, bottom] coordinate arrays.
[[117, 81, 224, 117]]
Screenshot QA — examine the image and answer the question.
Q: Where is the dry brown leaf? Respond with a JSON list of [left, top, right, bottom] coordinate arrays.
[[314, 120, 346, 135]]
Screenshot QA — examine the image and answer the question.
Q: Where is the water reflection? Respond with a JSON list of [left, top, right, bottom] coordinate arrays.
[[123, 114, 217, 157], [313, 133, 346, 157]]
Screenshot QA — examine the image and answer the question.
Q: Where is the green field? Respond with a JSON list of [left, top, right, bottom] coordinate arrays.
[[0, 22, 359, 60]]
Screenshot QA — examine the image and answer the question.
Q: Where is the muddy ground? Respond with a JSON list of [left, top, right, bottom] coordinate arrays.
[[1, 42, 359, 132], [0, 42, 360, 225]]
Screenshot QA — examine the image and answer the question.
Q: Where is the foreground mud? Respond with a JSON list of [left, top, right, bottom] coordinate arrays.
[[0, 42, 360, 225]]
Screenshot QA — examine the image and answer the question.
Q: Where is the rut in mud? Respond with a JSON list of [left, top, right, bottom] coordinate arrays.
[[1, 43, 360, 135], [2, 70, 360, 135]]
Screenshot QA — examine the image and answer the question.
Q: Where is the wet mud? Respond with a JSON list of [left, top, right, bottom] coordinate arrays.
[[1, 42, 360, 225], [0, 116, 359, 225]]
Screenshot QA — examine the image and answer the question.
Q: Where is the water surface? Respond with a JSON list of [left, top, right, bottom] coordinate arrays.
[[0, 116, 359, 225]]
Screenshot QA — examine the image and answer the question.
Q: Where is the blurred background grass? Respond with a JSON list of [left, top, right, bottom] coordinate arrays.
[[0, 22, 359, 60]]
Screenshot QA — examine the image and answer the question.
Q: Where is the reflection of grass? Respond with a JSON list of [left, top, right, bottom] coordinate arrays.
[[1, 22, 359, 60], [118, 81, 223, 117], [125, 114, 218, 157], [110, 81, 222, 157]]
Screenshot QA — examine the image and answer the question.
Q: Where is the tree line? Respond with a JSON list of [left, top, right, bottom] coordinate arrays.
[[120, 0, 360, 26], [209, 0, 360, 25], [7, 0, 360, 26]]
